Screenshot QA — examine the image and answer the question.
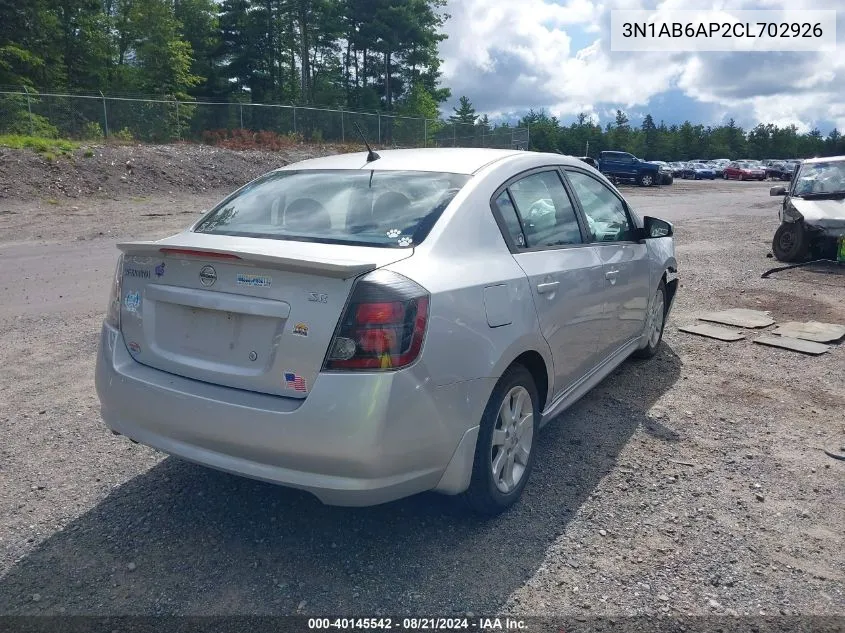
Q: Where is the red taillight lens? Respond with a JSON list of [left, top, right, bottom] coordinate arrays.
[[323, 271, 429, 372], [356, 302, 406, 324]]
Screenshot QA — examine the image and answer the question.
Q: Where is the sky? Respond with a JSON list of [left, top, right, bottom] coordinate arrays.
[[438, 0, 844, 134]]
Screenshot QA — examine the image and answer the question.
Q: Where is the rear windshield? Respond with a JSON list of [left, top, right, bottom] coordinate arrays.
[[194, 169, 471, 248]]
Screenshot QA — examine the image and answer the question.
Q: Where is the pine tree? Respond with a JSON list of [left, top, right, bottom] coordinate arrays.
[[449, 95, 476, 124]]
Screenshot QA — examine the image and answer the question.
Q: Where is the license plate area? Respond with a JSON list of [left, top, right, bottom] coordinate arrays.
[[154, 302, 279, 368]]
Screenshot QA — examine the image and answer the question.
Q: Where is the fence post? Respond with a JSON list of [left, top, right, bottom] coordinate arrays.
[[175, 100, 181, 140], [99, 90, 109, 137], [293, 106, 297, 135], [510, 129, 514, 149], [423, 119, 427, 148], [377, 114, 381, 145], [22, 86, 34, 136], [341, 109, 344, 143], [239, 103, 244, 129]]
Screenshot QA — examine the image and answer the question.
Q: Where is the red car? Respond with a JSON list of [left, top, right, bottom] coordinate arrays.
[[724, 161, 766, 181]]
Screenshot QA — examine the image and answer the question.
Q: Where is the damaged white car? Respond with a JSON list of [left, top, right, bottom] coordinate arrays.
[[770, 156, 845, 262]]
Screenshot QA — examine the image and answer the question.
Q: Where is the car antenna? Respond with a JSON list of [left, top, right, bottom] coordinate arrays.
[[353, 122, 380, 163]]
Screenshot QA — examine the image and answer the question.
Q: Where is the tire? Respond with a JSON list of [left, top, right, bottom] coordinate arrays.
[[772, 222, 809, 263], [464, 364, 539, 516], [638, 172, 655, 187], [634, 279, 667, 360]]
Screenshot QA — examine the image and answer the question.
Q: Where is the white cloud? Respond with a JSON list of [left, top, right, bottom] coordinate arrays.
[[440, 0, 845, 131]]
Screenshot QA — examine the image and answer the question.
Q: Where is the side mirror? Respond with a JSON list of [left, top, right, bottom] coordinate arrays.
[[769, 186, 787, 196], [642, 216, 673, 238]]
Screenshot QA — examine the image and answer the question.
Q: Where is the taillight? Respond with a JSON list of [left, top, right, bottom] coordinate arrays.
[[323, 270, 429, 371], [105, 253, 124, 328]]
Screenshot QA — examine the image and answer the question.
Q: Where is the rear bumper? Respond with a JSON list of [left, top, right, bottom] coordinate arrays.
[[95, 323, 494, 506]]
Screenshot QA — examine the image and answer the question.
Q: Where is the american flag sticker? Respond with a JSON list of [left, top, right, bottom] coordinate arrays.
[[284, 372, 307, 392]]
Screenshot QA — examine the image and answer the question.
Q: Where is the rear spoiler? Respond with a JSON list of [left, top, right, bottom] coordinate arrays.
[[117, 240, 378, 279]]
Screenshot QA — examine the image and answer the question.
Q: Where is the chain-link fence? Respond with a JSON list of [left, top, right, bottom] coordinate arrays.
[[0, 88, 529, 150]]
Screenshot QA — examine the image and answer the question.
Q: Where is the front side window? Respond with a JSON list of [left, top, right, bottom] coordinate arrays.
[[195, 169, 471, 248], [565, 170, 634, 242], [506, 171, 583, 247]]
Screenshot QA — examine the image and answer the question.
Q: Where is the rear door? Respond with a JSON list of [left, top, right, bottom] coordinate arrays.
[[563, 168, 651, 359], [491, 168, 606, 397], [118, 233, 411, 398]]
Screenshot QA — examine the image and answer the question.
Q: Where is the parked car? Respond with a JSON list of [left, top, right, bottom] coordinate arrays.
[[689, 163, 717, 180], [764, 160, 795, 181], [677, 162, 696, 179], [597, 151, 662, 186], [650, 161, 675, 185], [95, 148, 678, 515], [724, 161, 766, 181], [707, 160, 729, 178], [769, 156, 845, 262], [668, 162, 687, 177]]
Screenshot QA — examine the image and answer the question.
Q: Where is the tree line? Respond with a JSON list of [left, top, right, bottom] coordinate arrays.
[[0, 0, 449, 118], [1, 0, 843, 158], [518, 109, 845, 161]]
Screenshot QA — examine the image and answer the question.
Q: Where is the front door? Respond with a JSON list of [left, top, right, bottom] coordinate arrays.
[[564, 169, 651, 359], [491, 169, 606, 398]]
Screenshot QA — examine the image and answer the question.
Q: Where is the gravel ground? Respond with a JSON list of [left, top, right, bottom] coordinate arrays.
[[0, 149, 842, 628]]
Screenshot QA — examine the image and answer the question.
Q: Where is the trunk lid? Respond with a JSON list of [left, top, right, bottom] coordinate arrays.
[[117, 231, 412, 398]]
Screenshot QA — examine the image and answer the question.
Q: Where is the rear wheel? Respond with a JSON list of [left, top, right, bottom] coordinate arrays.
[[772, 222, 809, 262], [464, 365, 538, 515], [634, 279, 667, 359], [639, 173, 655, 187]]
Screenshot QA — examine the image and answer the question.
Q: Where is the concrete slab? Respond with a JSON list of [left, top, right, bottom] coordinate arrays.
[[699, 308, 775, 328], [754, 335, 830, 355], [770, 321, 845, 343], [678, 323, 746, 341]]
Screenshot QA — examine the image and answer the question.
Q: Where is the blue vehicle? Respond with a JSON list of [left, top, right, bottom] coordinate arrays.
[[597, 151, 661, 187], [690, 163, 716, 180]]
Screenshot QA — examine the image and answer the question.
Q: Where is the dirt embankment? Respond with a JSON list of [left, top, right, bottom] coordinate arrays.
[[0, 143, 355, 201]]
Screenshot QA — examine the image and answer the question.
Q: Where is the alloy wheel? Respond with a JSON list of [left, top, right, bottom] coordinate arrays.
[[490, 386, 534, 494], [647, 289, 665, 347]]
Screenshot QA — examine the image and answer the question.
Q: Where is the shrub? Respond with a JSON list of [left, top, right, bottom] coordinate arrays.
[[82, 121, 104, 140], [113, 127, 135, 143]]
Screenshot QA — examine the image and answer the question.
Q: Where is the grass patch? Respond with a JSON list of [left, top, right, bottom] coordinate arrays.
[[0, 134, 79, 154], [83, 149, 95, 158], [46, 198, 59, 205]]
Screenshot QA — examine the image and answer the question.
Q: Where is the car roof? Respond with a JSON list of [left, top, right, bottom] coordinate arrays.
[[803, 155, 845, 164], [276, 148, 529, 175]]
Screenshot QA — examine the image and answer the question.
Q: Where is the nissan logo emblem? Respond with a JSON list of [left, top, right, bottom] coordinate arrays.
[[199, 265, 217, 286]]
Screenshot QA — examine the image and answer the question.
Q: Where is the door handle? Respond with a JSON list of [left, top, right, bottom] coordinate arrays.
[[536, 281, 559, 294]]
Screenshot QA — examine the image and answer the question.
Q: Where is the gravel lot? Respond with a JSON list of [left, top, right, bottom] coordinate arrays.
[[0, 147, 843, 626]]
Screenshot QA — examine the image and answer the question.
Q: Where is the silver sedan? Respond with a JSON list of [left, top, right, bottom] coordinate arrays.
[[95, 148, 678, 515]]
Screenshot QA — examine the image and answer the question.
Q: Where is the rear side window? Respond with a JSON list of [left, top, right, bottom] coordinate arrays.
[[505, 171, 583, 247], [493, 191, 526, 248], [195, 169, 471, 248]]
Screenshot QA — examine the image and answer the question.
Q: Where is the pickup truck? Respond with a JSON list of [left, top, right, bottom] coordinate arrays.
[[597, 151, 662, 186]]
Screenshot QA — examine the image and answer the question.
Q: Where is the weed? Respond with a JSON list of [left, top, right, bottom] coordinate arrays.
[[201, 128, 301, 151], [0, 134, 80, 153]]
